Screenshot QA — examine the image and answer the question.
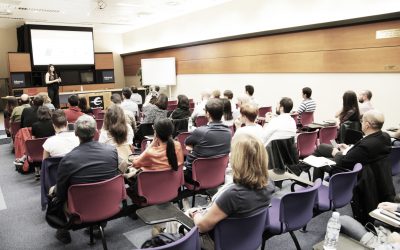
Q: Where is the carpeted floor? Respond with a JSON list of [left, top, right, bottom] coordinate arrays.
[[1, 141, 398, 250]]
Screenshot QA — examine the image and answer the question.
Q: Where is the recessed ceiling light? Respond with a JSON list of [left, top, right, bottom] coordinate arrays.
[[137, 11, 152, 17], [166, 1, 179, 6]]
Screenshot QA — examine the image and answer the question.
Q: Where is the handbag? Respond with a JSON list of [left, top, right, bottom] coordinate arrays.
[[141, 232, 182, 248], [45, 197, 68, 229]]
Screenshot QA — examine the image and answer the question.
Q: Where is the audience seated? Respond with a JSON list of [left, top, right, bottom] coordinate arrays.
[[221, 98, 234, 127], [170, 94, 191, 120], [211, 89, 221, 99], [234, 103, 267, 144], [191, 90, 211, 121], [63, 95, 84, 123], [130, 86, 143, 105], [121, 87, 139, 117], [245, 84, 259, 108], [143, 85, 160, 107], [10, 94, 30, 123], [32, 106, 55, 139], [21, 95, 44, 128], [234, 94, 251, 119], [78, 97, 93, 116], [51, 115, 119, 244], [263, 97, 297, 146], [223, 89, 238, 119], [296, 87, 316, 121], [41, 94, 55, 111], [42, 110, 79, 159], [358, 89, 374, 116], [142, 93, 168, 124], [335, 90, 360, 126], [184, 98, 231, 184], [111, 93, 137, 131]]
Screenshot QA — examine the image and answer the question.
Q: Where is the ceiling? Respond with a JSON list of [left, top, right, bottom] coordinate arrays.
[[0, 0, 232, 33]]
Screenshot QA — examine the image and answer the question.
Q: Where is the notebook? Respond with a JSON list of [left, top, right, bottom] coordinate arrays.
[[369, 209, 400, 228], [302, 155, 336, 168]]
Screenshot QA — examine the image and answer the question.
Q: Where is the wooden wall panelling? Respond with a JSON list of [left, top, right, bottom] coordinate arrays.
[[83, 83, 115, 91], [95, 53, 114, 70], [8, 53, 32, 72]]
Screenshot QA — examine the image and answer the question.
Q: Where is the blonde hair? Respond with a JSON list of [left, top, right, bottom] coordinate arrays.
[[231, 133, 269, 189]]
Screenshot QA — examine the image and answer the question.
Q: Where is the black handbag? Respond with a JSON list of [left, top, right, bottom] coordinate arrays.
[[45, 197, 68, 229]]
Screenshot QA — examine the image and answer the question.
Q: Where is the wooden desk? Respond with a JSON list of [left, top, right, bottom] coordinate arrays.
[[268, 170, 313, 186], [313, 234, 369, 250]]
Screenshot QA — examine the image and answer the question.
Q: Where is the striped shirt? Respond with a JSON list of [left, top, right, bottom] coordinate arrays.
[[297, 98, 316, 114]]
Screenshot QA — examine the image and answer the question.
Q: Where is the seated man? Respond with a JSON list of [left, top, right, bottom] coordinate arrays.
[[10, 94, 30, 123], [296, 87, 316, 122], [121, 87, 139, 117], [312, 109, 391, 181], [191, 90, 211, 121], [63, 95, 84, 123], [233, 103, 267, 144], [51, 115, 119, 244], [184, 98, 231, 183]]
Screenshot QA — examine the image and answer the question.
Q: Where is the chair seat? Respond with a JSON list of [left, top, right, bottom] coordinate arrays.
[[265, 198, 286, 234], [317, 185, 331, 211]]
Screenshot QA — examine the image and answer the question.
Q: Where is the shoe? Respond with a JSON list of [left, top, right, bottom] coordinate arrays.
[[13, 159, 24, 166], [151, 225, 165, 237], [35, 174, 40, 181], [55, 229, 71, 244]]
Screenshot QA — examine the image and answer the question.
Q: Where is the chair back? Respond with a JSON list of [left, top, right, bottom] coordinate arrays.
[[25, 137, 48, 162], [168, 100, 178, 105], [214, 208, 268, 250], [4, 117, 10, 131], [258, 106, 272, 117], [95, 119, 103, 130], [195, 116, 208, 127], [390, 146, 400, 176], [328, 163, 362, 209], [136, 166, 184, 206], [300, 112, 314, 126], [92, 108, 102, 118], [319, 126, 338, 145], [67, 175, 126, 223], [297, 131, 318, 158], [141, 138, 153, 152], [338, 120, 361, 143], [171, 118, 189, 137], [191, 155, 229, 189], [290, 113, 298, 123], [96, 111, 105, 120], [279, 179, 321, 231], [144, 226, 200, 250], [10, 121, 21, 140], [228, 125, 235, 137], [167, 104, 177, 112], [176, 132, 191, 156]]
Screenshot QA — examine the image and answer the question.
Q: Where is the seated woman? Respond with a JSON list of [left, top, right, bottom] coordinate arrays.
[[170, 95, 191, 120], [142, 93, 168, 124], [335, 90, 361, 126], [221, 98, 234, 127], [78, 96, 93, 116], [187, 133, 274, 238], [32, 106, 56, 139]]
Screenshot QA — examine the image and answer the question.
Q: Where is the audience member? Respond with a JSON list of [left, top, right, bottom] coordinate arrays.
[[144, 86, 160, 107], [234, 94, 251, 119], [10, 94, 30, 123], [130, 86, 143, 105], [169, 94, 191, 119], [263, 97, 297, 145], [234, 103, 267, 144], [297, 87, 316, 120], [52, 115, 119, 244], [245, 85, 259, 107], [63, 95, 84, 123], [184, 99, 231, 183], [21, 95, 44, 128], [121, 87, 139, 116], [223, 89, 237, 116], [78, 97, 93, 116], [191, 90, 211, 121], [32, 106, 55, 139], [358, 89, 374, 116], [142, 93, 168, 124], [335, 90, 360, 125], [42, 110, 79, 159], [111, 94, 136, 131], [211, 89, 221, 99], [41, 94, 55, 111], [221, 98, 234, 127]]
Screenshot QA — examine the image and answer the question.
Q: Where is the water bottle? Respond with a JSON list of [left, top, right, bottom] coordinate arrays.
[[323, 212, 341, 250], [146, 140, 151, 149], [188, 118, 193, 131]]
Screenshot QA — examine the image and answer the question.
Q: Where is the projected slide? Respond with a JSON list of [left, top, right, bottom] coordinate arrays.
[[141, 57, 176, 86], [31, 29, 94, 65]]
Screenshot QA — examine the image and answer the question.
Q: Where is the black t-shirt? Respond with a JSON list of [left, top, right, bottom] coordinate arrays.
[[21, 107, 38, 128], [215, 182, 274, 218], [32, 120, 55, 138]]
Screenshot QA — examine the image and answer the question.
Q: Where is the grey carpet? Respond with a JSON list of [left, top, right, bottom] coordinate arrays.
[[0, 130, 6, 135], [0, 137, 11, 145], [0, 142, 399, 250]]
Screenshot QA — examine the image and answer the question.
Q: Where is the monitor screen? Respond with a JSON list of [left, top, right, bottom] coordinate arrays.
[[80, 71, 94, 84], [30, 29, 94, 66], [102, 70, 114, 83], [10, 73, 26, 88], [60, 71, 80, 84]]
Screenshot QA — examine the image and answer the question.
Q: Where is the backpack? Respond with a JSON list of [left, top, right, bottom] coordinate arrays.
[[141, 233, 182, 248]]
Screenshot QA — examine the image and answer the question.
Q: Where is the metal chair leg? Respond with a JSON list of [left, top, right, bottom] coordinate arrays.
[[89, 226, 95, 245], [289, 231, 301, 250], [191, 194, 196, 207], [99, 225, 108, 250], [300, 225, 308, 233]]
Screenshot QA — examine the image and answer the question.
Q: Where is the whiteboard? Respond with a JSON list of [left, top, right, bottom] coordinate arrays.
[[141, 57, 176, 86]]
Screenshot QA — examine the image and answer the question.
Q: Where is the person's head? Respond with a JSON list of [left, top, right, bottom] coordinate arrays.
[[74, 115, 96, 143], [131, 86, 138, 94], [153, 118, 178, 171], [154, 86, 160, 92], [47, 64, 55, 73], [20, 94, 29, 104], [32, 95, 44, 108], [361, 110, 384, 135], [103, 105, 128, 145], [39, 94, 52, 104], [211, 89, 221, 99], [240, 103, 258, 123], [156, 94, 168, 110], [122, 87, 132, 100], [68, 95, 79, 107], [111, 93, 122, 104], [149, 95, 158, 105], [177, 94, 189, 111], [358, 90, 372, 103], [37, 105, 51, 121], [205, 98, 224, 122], [223, 90, 233, 100], [302, 87, 312, 99], [236, 94, 250, 108], [340, 90, 360, 119], [78, 97, 88, 111], [51, 109, 67, 130], [200, 90, 211, 101], [222, 98, 233, 121], [276, 97, 293, 115], [245, 85, 254, 96], [231, 133, 269, 189]]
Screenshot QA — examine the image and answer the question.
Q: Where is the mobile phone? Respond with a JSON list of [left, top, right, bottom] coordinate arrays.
[[330, 139, 338, 148]]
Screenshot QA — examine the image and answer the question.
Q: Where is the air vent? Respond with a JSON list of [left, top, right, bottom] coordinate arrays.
[[18, 7, 59, 13]]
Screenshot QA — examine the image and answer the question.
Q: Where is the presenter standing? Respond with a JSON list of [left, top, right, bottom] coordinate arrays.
[[45, 64, 61, 108]]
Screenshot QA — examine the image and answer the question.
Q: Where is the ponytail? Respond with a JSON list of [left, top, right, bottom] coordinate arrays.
[[166, 137, 178, 171]]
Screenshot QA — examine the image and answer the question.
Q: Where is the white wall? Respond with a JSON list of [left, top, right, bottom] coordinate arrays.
[[172, 73, 400, 128]]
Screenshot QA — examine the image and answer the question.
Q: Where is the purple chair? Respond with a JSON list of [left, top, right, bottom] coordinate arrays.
[[262, 179, 322, 250], [25, 137, 48, 163], [184, 155, 229, 207], [258, 106, 272, 117], [300, 111, 314, 127], [390, 146, 400, 176], [319, 125, 338, 145], [167, 103, 178, 112], [194, 115, 208, 127], [67, 175, 127, 250], [214, 208, 268, 250], [143, 226, 200, 250]]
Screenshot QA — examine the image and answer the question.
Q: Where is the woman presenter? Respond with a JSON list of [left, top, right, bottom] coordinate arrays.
[[45, 64, 61, 108]]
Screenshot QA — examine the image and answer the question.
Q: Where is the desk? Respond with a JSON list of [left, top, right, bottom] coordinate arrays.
[[268, 170, 313, 186], [313, 234, 369, 250], [136, 203, 195, 230]]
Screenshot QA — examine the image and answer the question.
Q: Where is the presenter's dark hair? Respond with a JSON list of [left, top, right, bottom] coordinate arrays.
[[279, 97, 293, 113], [37, 106, 51, 121], [51, 110, 67, 128], [154, 118, 178, 171], [103, 105, 128, 145], [47, 64, 58, 78], [122, 87, 132, 99], [156, 94, 168, 110], [68, 95, 79, 106], [302, 87, 312, 98], [245, 85, 254, 96], [177, 95, 189, 110], [205, 98, 224, 121], [339, 90, 360, 121]]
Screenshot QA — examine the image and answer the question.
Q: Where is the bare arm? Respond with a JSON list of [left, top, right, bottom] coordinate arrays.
[[45, 73, 60, 85], [43, 150, 50, 160], [191, 202, 228, 233]]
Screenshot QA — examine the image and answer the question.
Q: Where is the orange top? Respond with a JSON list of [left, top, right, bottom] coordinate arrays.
[[132, 140, 184, 171]]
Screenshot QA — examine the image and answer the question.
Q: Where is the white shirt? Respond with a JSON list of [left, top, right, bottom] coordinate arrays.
[[234, 124, 267, 144], [249, 96, 260, 108], [130, 93, 143, 105], [99, 124, 134, 146], [191, 99, 207, 120], [42, 131, 80, 157], [121, 99, 139, 116], [263, 113, 297, 145], [359, 101, 373, 115]]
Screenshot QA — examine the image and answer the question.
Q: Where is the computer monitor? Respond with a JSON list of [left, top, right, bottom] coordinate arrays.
[[10, 73, 26, 88], [60, 71, 80, 84], [80, 71, 94, 84], [101, 70, 114, 83]]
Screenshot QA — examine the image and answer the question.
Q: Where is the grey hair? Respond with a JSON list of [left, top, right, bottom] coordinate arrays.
[[74, 115, 96, 142]]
